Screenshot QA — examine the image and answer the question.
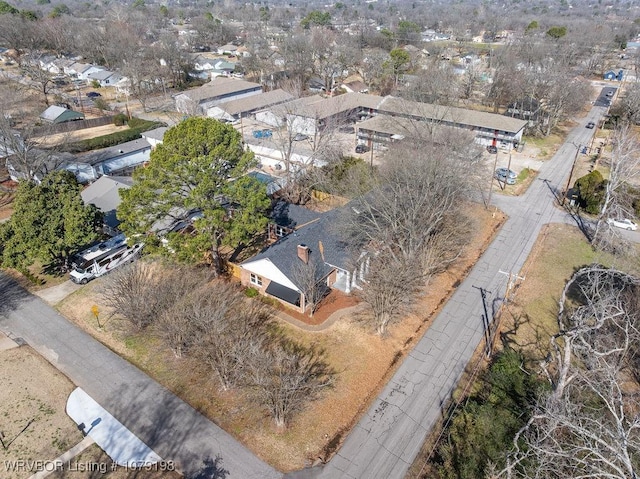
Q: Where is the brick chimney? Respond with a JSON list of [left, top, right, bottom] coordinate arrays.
[[297, 244, 309, 264]]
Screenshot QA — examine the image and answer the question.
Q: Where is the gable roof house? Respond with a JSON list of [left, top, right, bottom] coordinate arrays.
[[77, 64, 106, 81], [86, 69, 123, 87], [39, 105, 85, 124], [66, 138, 152, 183], [80, 175, 133, 236], [63, 62, 93, 78], [174, 77, 263, 116], [240, 204, 367, 313]]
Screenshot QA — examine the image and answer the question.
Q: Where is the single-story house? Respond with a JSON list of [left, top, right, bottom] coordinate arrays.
[[341, 80, 369, 94], [39, 105, 85, 124], [174, 77, 263, 116], [240, 204, 367, 313], [140, 127, 168, 148], [217, 44, 238, 56], [77, 64, 106, 81], [64, 62, 93, 78], [86, 69, 123, 87], [603, 70, 624, 81], [80, 175, 133, 235], [67, 138, 152, 183]]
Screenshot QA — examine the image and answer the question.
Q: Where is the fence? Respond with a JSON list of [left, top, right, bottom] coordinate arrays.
[[33, 113, 117, 136]]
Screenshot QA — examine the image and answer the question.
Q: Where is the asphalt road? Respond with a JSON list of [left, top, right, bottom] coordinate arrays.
[[310, 106, 610, 479], [0, 275, 281, 479], [0, 100, 616, 479]]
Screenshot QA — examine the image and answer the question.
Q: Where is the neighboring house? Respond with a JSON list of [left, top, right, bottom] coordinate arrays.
[[86, 69, 122, 87], [80, 175, 133, 236], [217, 44, 238, 56], [39, 105, 85, 124], [77, 64, 106, 81], [174, 77, 263, 116], [209, 60, 237, 78], [240, 204, 365, 313], [207, 89, 294, 121], [260, 92, 526, 149], [67, 138, 152, 183], [140, 127, 168, 148], [64, 62, 93, 78], [341, 81, 369, 94], [604, 70, 624, 81]]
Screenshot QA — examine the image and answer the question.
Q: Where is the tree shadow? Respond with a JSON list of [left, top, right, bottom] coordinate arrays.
[[87, 380, 257, 479], [0, 272, 31, 315]]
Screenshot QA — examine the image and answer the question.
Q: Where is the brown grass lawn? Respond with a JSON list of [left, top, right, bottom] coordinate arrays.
[[406, 223, 640, 478], [499, 223, 640, 360], [55, 203, 505, 472]]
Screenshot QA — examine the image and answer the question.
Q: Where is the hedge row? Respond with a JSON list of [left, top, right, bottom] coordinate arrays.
[[62, 118, 165, 153]]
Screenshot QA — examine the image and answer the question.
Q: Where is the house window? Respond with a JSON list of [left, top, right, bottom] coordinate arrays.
[[250, 273, 263, 287], [275, 226, 286, 237]]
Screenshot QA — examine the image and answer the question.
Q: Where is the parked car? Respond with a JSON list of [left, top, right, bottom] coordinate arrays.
[[586, 122, 595, 129], [486, 145, 497, 154], [606, 91, 614, 97], [252, 129, 272, 139], [355, 144, 370, 154], [606, 218, 638, 231], [86, 91, 102, 98], [293, 133, 309, 141], [495, 167, 517, 179], [494, 168, 516, 185]]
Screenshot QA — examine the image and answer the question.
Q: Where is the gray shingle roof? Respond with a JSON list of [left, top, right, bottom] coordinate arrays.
[[270, 200, 322, 229], [177, 77, 262, 103], [244, 206, 350, 290], [216, 89, 294, 116], [80, 175, 133, 228]]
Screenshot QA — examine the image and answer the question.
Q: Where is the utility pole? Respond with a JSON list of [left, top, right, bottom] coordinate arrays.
[[472, 285, 492, 357], [562, 144, 581, 206], [487, 149, 499, 207]]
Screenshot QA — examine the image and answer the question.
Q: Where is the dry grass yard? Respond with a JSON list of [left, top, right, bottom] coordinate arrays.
[[55, 203, 505, 472]]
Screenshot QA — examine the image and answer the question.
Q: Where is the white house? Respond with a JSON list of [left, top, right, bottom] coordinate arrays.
[[86, 70, 123, 87]]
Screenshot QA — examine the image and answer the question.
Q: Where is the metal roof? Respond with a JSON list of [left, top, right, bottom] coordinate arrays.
[[216, 89, 294, 116], [177, 77, 262, 103]]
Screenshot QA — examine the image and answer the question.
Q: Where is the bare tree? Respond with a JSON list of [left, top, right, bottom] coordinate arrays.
[[188, 283, 271, 390], [100, 261, 208, 332], [290, 252, 328, 317], [343, 133, 479, 334], [248, 339, 335, 428], [592, 125, 640, 252], [0, 114, 69, 182], [497, 266, 640, 479]]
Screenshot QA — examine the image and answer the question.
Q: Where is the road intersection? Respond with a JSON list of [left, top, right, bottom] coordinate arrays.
[[0, 103, 614, 479]]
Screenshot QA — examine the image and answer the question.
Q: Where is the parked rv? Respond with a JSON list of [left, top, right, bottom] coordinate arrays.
[[69, 234, 143, 284]]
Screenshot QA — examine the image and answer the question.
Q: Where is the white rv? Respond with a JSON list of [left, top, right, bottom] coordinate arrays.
[[69, 234, 143, 284]]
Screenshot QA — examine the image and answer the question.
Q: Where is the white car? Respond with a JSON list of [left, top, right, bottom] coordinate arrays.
[[607, 218, 638, 231]]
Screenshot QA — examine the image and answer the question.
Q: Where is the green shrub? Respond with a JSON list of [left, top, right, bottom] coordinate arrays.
[[113, 113, 128, 126], [575, 170, 606, 214], [62, 119, 165, 153], [244, 287, 259, 298]]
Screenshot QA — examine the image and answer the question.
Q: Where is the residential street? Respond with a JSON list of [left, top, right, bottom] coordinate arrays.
[[0, 274, 281, 479], [312, 107, 609, 479], [0, 105, 612, 479]]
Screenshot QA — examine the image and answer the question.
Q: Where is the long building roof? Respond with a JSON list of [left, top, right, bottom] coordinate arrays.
[[277, 92, 527, 134], [216, 89, 294, 116], [177, 77, 262, 103]]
